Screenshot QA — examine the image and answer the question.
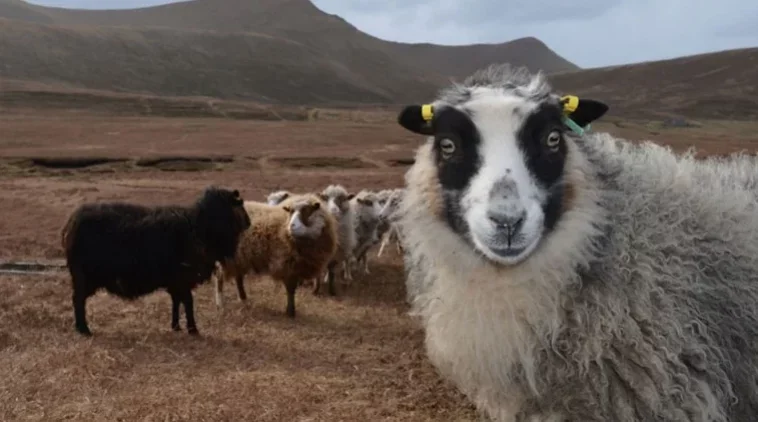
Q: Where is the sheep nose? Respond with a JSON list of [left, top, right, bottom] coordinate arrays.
[[487, 210, 526, 234]]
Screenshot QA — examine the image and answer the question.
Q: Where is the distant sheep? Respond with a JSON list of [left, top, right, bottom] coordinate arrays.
[[216, 194, 338, 317], [376, 188, 405, 257], [62, 187, 250, 336], [267, 190, 292, 206], [349, 189, 384, 274], [396, 63, 758, 420], [315, 184, 356, 295]]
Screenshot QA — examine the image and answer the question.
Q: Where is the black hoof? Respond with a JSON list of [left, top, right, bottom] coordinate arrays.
[[172, 324, 182, 332], [187, 327, 199, 335], [75, 325, 92, 336]]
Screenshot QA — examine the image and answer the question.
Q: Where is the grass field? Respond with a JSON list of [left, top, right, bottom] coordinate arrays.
[[1, 103, 757, 420]]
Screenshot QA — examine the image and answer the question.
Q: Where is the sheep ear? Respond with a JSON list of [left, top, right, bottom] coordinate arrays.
[[233, 189, 240, 198], [567, 99, 609, 128], [347, 193, 356, 200], [282, 205, 292, 213], [398, 104, 434, 136]]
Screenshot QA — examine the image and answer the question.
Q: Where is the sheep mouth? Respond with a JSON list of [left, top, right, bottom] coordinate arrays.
[[471, 234, 542, 266]]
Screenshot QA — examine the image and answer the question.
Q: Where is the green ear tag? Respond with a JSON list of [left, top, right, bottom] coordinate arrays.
[[562, 116, 585, 136]]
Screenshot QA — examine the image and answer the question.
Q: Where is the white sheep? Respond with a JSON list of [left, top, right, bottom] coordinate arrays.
[[349, 189, 384, 275], [215, 194, 338, 317], [395, 63, 758, 421], [315, 184, 356, 294], [375, 188, 405, 258], [266, 189, 292, 206]]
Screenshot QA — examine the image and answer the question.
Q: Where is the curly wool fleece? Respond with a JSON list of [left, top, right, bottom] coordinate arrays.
[[400, 130, 758, 421]]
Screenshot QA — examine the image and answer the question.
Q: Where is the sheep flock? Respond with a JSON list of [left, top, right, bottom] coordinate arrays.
[[50, 63, 758, 421], [62, 183, 406, 335]]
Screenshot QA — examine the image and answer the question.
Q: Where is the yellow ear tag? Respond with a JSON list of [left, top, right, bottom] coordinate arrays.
[[421, 104, 434, 121], [560, 95, 586, 136], [561, 95, 579, 114]]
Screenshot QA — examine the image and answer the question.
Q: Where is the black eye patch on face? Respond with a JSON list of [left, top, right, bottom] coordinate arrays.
[[516, 103, 568, 188], [432, 106, 482, 192]]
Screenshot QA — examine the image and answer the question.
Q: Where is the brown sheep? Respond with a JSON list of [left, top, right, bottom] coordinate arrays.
[[215, 194, 338, 317]]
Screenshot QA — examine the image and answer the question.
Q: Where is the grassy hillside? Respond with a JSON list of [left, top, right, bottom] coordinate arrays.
[[551, 47, 758, 120], [0, 0, 578, 104], [1, 0, 755, 119], [0, 16, 440, 104]]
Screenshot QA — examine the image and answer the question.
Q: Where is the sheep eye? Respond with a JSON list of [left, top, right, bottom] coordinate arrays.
[[439, 138, 456, 158], [545, 130, 561, 151]]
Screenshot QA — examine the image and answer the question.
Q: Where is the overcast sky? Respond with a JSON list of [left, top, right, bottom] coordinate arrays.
[[29, 0, 758, 68]]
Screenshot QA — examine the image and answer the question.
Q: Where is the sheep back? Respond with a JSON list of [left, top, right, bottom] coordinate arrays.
[[64, 203, 216, 298], [227, 198, 338, 283]]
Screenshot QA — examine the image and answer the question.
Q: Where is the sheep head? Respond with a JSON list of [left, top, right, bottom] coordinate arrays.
[[267, 190, 292, 206], [397, 64, 608, 266], [195, 186, 251, 260], [318, 184, 354, 218], [283, 197, 327, 239]]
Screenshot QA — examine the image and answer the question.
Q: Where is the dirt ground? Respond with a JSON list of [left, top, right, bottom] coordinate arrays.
[[1, 109, 757, 421]]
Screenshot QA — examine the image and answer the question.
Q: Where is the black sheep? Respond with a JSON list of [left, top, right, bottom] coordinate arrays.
[[61, 186, 251, 336]]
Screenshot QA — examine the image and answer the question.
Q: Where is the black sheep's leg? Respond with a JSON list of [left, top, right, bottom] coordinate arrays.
[[285, 279, 297, 318], [71, 269, 93, 336], [73, 290, 91, 336], [235, 274, 247, 302], [170, 290, 182, 331], [182, 290, 199, 335]]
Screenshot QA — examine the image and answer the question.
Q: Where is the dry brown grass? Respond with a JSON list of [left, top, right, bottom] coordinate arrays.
[[1, 108, 757, 420], [0, 264, 478, 420]]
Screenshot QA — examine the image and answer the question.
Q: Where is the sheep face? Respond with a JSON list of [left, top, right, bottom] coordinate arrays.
[[398, 84, 607, 266], [196, 187, 251, 260], [267, 190, 291, 206], [318, 185, 354, 219], [283, 199, 326, 239], [355, 191, 382, 216]]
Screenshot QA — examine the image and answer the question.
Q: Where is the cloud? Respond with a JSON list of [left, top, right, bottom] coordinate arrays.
[[27, 0, 758, 68]]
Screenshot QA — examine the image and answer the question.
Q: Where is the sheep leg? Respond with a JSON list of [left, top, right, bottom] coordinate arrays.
[[327, 260, 337, 296], [71, 269, 93, 336], [170, 291, 182, 331], [285, 279, 297, 318], [357, 249, 370, 274], [235, 275, 247, 302], [342, 259, 353, 283], [181, 290, 199, 335], [214, 273, 224, 309], [313, 273, 322, 295], [72, 290, 91, 336], [377, 236, 388, 257]]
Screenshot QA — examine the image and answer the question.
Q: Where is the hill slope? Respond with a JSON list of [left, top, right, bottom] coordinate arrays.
[[551, 47, 758, 120], [0, 0, 578, 104], [38, 0, 580, 79]]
